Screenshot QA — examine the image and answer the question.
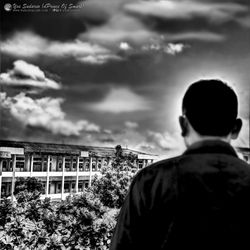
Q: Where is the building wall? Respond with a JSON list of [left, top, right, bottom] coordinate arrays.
[[237, 148, 250, 164], [1, 144, 249, 201], [0, 147, 155, 200]]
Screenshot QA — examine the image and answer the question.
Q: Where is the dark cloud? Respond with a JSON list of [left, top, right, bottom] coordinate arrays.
[[124, 1, 249, 24], [34, 54, 161, 87], [201, 0, 249, 4], [130, 15, 241, 40], [1, 0, 86, 40], [124, 0, 250, 43]]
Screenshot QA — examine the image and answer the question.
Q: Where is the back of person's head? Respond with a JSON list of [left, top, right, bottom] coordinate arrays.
[[182, 79, 239, 137]]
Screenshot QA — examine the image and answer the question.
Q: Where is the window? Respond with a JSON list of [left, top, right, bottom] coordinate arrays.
[[72, 183, 76, 193], [1, 184, 6, 196], [33, 156, 42, 171], [42, 183, 46, 194], [79, 163, 83, 171], [43, 160, 48, 171], [57, 183, 61, 193], [58, 161, 62, 170], [2, 160, 7, 171], [79, 158, 84, 171], [78, 182, 83, 192], [65, 157, 71, 171], [92, 161, 96, 171], [97, 159, 102, 170], [16, 161, 25, 171], [138, 160, 143, 169], [71, 157, 77, 171], [64, 183, 70, 193], [84, 159, 90, 171], [84, 181, 89, 188]]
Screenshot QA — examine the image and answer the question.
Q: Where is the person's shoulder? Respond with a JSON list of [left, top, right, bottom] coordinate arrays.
[[133, 155, 183, 182], [229, 155, 250, 169], [147, 155, 182, 171]]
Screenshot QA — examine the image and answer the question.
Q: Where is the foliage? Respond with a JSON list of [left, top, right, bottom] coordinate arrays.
[[91, 145, 138, 208], [0, 198, 14, 229], [0, 193, 118, 250], [14, 177, 44, 195], [14, 177, 44, 202], [0, 145, 138, 249]]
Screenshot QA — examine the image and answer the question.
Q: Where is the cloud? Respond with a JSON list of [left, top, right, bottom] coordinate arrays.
[[46, 40, 108, 57], [125, 0, 248, 25], [78, 1, 227, 49], [89, 87, 151, 113], [125, 121, 139, 129], [236, 16, 250, 28], [103, 129, 112, 134], [135, 141, 157, 154], [79, 14, 157, 46], [0, 31, 47, 58], [142, 41, 187, 55], [120, 39, 188, 56], [163, 43, 186, 55], [119, 42, 132, 51], [164, 31, 225, 42], [0, 31, 121, 64], [0, 60, 61, 90], [77, 54, 122, 64], [75, 0, 137, 25], [0, 92, 100, 136], [147, 130, 185, 151]]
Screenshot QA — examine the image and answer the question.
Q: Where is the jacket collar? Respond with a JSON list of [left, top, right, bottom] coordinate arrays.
[[183, 140, 238, 158]]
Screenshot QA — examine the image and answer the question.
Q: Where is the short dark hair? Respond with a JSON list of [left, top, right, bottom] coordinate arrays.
[[182, 79, 238, 136]]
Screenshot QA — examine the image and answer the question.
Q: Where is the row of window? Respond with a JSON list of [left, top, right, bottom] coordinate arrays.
[[1, 180, 89, 197], [1, 156, 110, 172], [1, 156, 152, 172]]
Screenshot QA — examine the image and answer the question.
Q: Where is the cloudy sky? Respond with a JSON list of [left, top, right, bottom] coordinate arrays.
[[0, 0, 249, 157]]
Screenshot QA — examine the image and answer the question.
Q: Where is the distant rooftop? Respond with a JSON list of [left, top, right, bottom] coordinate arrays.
[[0, 140, 157, 158], [237, 147, 250, 153]]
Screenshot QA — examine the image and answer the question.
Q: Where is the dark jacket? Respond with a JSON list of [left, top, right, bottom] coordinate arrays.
[[110, 140, 250, 250]]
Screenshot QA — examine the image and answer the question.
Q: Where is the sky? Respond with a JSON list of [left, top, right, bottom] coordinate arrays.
[[0, 0, 249, 157]]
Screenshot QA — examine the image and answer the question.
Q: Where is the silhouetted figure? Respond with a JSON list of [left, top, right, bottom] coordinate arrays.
[[110, 79, 250, 250]]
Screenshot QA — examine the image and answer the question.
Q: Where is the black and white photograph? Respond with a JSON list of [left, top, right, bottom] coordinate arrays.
[[0, 0, 250, 249]]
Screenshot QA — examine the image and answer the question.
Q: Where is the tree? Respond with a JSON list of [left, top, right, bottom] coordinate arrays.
[[14, 177, 44, 202], [91, 145, 138, 208], [0, 198, 14, 229]]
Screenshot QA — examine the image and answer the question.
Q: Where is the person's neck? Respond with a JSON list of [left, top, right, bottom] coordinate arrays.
[[185, 132, 231, 148]]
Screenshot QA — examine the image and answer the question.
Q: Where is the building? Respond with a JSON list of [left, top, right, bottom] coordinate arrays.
[[237, 147, 250, 164], [0, 140, 157, 200]]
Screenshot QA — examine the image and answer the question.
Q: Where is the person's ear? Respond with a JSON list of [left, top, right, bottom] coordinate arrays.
[[231, 118, 242, 140], [179, 116, 189, 137]]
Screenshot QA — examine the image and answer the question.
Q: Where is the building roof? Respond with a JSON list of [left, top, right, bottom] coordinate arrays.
[[237, 147, 250, 153], [0, 140, 157, 158]]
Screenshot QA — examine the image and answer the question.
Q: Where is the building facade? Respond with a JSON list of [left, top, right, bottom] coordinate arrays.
[[0, 140, 157, 200], [237, 147, 250, 164], [0, 140, 248, 201]]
